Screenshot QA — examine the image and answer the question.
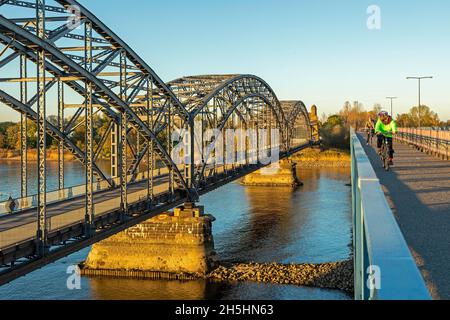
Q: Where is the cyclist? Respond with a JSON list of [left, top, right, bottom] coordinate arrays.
[[375, 111, 397, 166], [365, 116, 376, 145]]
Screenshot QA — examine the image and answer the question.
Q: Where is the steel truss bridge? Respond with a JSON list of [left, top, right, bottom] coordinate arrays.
[[0, 0, 317, 285]]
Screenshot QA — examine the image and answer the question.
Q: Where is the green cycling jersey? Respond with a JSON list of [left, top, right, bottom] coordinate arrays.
[[375, 119, 397, 138]]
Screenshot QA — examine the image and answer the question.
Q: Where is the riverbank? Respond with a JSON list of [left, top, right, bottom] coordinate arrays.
[[291, 147, 350, 168], [0, 148, 75, 161], [80, 260, 354, 294]]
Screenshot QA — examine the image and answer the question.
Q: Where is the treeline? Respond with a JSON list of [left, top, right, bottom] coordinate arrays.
[[0, 114, 167, 160], [329, 102, 447, 130], [319, 101, 383, 150], [0, 115, 113, 159], [319, 101, 449, 150]]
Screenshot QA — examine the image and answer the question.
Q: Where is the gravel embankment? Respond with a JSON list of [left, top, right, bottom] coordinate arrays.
[[207, 260, 354, 293]]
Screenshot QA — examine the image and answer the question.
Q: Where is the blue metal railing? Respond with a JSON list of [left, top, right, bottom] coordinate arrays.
[[351, 130, 431, 300]]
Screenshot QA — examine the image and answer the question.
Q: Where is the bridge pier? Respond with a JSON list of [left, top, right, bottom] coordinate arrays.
[[81, 203, 218, 278], [241, 159, 302, 188]]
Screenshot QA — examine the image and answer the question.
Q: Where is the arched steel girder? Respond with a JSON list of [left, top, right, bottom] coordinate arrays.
[[0, 0, 190, 180], [126, 94, 257, 183], [0, 33, 119, 123], [285, 101, 310, 127], [280, 100, 312, 144], [0, 89, 108, 182], [127, 75, 290, 183], [195, 93, 280, 187], [168, 75, 289, 147], [0, 32, 119, 181], [169, 75, 287, 124], [54, 0, 190, 121], [0, 15, 193, 197], [0, 0, 189, 120]]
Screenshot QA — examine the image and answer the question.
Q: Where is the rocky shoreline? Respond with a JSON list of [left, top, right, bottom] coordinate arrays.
[[80, 259, 354, 294], [207, 260, 353, 293]]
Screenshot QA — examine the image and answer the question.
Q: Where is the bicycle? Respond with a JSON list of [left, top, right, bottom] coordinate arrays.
[[379, 134, 392, 171]]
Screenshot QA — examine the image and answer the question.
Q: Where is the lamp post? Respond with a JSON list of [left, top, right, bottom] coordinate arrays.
[[406, 76, 433, 128], [386, 97, 398, 117]]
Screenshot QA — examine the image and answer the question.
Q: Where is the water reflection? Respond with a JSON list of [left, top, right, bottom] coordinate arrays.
[[89, 278, 228, 300]]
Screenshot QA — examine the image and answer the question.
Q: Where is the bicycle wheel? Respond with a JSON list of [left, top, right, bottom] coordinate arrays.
[[380, 150, 386, 168], [383, 144, 390, 171], [384, 154, 390, 171]]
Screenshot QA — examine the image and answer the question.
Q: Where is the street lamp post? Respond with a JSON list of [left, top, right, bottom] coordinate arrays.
[[406, 76, 433, 128], [386, 97, 398, 117]]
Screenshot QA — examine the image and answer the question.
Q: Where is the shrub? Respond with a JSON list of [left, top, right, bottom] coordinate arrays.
[[319, 115, 350, 150]]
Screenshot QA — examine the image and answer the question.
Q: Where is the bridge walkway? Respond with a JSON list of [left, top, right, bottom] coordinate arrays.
[[359, 134, 450, 300]]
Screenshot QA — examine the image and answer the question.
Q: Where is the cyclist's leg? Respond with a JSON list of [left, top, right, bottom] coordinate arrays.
[[387, 137, 394, 164], [377, 134, 383, 154]]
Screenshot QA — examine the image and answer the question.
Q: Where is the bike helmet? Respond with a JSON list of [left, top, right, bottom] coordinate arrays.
[[378, 111, 389, 118]]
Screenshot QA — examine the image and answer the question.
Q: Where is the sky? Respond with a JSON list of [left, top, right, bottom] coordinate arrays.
[[1, 0, 450, 121]]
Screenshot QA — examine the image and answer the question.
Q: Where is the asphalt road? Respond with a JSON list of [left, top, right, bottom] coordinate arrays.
[[360, 134, 450, 300]]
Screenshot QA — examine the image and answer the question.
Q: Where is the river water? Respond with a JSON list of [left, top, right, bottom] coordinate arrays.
[[0, 160, 352, 300]]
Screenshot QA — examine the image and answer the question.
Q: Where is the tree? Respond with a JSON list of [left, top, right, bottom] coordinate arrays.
[[339, 101, 367, 130], [396, 113, 412, 127], [26, 120, 37, 149], [0, 122, 15, 135], [319, 113, 328, 126], [0, 133, 5, 149], [372, 103, 382, 115], [396, 106, 440, 127], [319, 114, 350, 149], [326, 115, 343, 127], [340, 101, 352, 125], [6, 125, 19, 150]]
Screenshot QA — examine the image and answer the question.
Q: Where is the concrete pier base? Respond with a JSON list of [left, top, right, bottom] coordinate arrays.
[[241, 159, 302, 188], [82, 204, 218, 277]]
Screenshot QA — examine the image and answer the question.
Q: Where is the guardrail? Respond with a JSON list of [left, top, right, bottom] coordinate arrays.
[[0, 143, 304, 215], [0, 167, 167, 215], [396, 128, 450, 160], [351, 130, 431, 300]]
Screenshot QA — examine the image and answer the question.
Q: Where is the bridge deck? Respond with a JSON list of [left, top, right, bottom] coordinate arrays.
[[0, 164, 228, 249], [359, 134, 450, 300]]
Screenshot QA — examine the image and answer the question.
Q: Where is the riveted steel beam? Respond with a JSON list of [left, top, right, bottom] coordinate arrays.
[[85, 21, 95, 236], [20, 54, 28, 200], [36, 0, 47, 257], [57, 79, 64, 191], [119, 50, 128, 218]]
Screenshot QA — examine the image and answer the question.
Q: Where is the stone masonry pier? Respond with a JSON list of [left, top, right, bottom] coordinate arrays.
[[81, 204, 218, 278], [241, 159, 302, 188]]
